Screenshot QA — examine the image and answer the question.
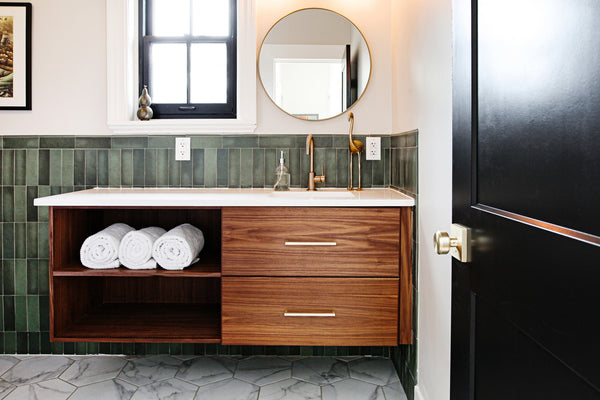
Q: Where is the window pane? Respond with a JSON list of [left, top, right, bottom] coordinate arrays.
[[192, 0, 230, 37], [152, 0, 190, 36], [150, 43, 187, 103], [190, 44, 227, 103]]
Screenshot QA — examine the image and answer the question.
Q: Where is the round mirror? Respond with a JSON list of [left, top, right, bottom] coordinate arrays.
[[258, 8, 371, 121]]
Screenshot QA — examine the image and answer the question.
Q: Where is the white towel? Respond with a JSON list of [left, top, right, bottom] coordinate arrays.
[[152, 223, 204, 270], [118, 226, 167, 269], [80, 223, 135, 269]]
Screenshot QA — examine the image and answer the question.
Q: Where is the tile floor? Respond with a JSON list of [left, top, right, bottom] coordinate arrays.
[[0, 355, 408, 400]]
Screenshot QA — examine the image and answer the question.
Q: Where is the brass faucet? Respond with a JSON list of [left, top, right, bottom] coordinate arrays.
[[306, 134, 325, 191]]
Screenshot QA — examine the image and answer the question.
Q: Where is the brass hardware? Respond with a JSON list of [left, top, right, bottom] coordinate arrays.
[[306, 135, 325, 190], [434, 224, 472, 263], [347, 113, 364, 191], [284, 241, 337, 246], [284, 311, 336, 317]]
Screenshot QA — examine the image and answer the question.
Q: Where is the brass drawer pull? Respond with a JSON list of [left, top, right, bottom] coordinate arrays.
[[284, 311, 336, 317], [284, 241, 337, 246]]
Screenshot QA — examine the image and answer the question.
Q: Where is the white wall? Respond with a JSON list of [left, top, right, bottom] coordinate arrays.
[[392, 0, 453, 400]]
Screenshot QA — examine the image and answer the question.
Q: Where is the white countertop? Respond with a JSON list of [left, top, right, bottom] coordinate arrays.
[[34, 187, 414, 207]]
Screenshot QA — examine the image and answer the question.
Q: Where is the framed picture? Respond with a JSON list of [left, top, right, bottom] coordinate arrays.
[[0, 3, 31, 110]]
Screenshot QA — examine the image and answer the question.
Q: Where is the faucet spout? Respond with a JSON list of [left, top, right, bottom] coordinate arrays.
[[306, 134, 324, 190]]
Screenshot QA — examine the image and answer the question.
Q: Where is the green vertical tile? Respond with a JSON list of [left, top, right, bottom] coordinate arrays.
[[158, 343, 170, 354], [300, 346, 314, 356], [145, 149, 157, 186], [98, 150, 109, 186], [14, 150, 26, 185], [49, 150, 62, 186], [372, 157, 385, 186], [14, 259, 26, 295], [203, 149, 217, 187], [27, 259, 38, 294], [87, 342, 99, 354], [26, 222, 38, 259], [2, 187, 14, 222], [76, 342, 87, 355], [37, 187, 50, 222], [3, 260, 14, 294], [4, 296, 14, 331], [38, 222, 49, 258], [264, 149, 276, 187], [15, 295, 27, 331], [3, 223, 14, 258], [112, 136, 148, 148], [73, 150, 85, 186], [240, 149, 253, 188], [192, 149, 204, 186], [40, 332, 51, 354], [181, 343, 194, 355], [361, 152, 373, 188], [108, 149, 121, 187], [26, 186, 38, 222], [51, 341, 63, 354], [39, 295, 49, 330], [252, 149, 264, 188], [133, 149, 145, 186], [25, 149, 38, 185], [216, 149, 228, 187], [27, 296, 40, 332], [170, 343, 182, 355], [323, 346, 337, 356], [85, 150, 97, 187], [122, 343, 135, 355], [148, 136, 174, 148], [28, 333, 40, 354], [38, 150, 50, 185], [168, 149, 180, 186], [336, 149, 349, 188], [156, 149, 168, 186], [4, 331, 16, 354], [134, 343, 145, 355], [40, 137, 75, 149], [324, 148, 337, 187], [17, 331, 28, 353], [2, 150, 14, 185], [146, 343, 158, 354], [121, 149, 133, 186], [63, 342, 75, 354], [288, 149, 300, 187], [13, 186, 26, 222], [181, 160, 193, 186], [228, 149, 240, 188]]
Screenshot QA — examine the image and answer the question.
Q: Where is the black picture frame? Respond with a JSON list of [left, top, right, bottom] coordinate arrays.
[[0, 2, 31, 110]]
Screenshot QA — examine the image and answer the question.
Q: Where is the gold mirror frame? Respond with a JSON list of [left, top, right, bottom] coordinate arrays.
[[258, 8, 372, 121]]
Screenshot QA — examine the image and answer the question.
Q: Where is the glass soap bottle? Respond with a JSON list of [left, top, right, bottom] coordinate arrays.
[[274, 151, 290, 191]]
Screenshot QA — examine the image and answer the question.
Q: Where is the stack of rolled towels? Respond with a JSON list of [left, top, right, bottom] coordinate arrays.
[[80, 223, 204, 270]]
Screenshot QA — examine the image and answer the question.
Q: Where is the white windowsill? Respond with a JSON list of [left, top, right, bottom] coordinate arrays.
[[107, 119, 257, 135]]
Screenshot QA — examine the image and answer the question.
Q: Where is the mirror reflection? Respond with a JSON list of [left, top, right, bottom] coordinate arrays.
[[258, 8, 371, 121]]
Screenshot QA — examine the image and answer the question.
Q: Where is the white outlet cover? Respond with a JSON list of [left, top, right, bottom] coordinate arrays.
[[175, 137, 191, 161], [366, 137, 381, 160]]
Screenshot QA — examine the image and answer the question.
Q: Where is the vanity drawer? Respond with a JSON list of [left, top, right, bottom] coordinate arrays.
[[221, 207, 400, 276], [221, 277, 398, 346]]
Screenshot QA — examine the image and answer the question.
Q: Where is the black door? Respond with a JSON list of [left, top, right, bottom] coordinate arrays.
[[452, 1, 600, 399]]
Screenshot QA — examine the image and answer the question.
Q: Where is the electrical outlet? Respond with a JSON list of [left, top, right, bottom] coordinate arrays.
[[366, 137, 381, 160], [175, 137, 191, 161]]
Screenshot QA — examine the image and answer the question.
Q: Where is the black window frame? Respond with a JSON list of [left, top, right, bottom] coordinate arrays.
[[139, 0, 237, 119]]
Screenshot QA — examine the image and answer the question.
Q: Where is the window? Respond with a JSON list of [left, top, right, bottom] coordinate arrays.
[[139, 0, 236, 119]]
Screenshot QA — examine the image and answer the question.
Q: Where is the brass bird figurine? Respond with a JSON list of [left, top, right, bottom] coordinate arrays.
[[347, 112, 363, 190]]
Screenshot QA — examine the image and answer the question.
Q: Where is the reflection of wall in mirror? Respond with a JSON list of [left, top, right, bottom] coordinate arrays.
[[351, 28, 370, 103]]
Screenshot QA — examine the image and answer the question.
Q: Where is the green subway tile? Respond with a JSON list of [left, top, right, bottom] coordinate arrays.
[[3, 137, 39, 149], [324, 148, 337, 187], [27, 296, 40, 332], [14, 260, 26, 295], [228, 149, 240, 188], [122, 343, 135, 355], [288, 149, 300, 187], [203, 149, 217, 187], [108, 150, 121, 187], [264, 149, 276, 187], [300, 149, 309, 188], [49, 150, 62, 186], [40, 137, 75, 148], [134, 343, 145, 355], [313, 135, 333, 148], [159, 343, 171, 354], [145, 343, 158, 355], [300, 346, 314, 356], [61, 150, 74, 187], [3, 260, 14, 294], [112, 136, 148, 148], [223, 136, 258, 148], [27, 259, 38, 294], [15, 296, 27, 331], [313, 148, 325, 184], [40, 332, 51, 354], [0, 225, 2, 259], [51, 341, 63, 355], [181, 160, 193, 186], [2, 187, 14, 222], [168, 149, 181, 186], [4, 297, 14, 331], [216, 149, 228, 187], [333, 135, 347, 148], [381, 136, 391, 148], [25, 149, 38, 185], [37, 187, 50, 222], [240, 149, 252, 188], [14, 150, 26, 185], [26, 222, 38, 258], [38, 222, 49, 258], [156, 149, 168, 186], [98, 150, 109, 186], [38, 260, 49, 296], [85, 150, 97, 186], [121, 149, 133, 186], [361, 152, 373, 188], [192, 149, 204, 186], [133, 149, 146, 186], [38, 150, 49, 185], [191, 136, 222, 149], [323, 346, 337, 356], [372, 157, 385, 186], [148, 136, 174, 148], [51, 186, 61, 196], [144, 149, 157, 186], [170, 343, 182, 355], [76, 342, 87, 355], [63, 342, 75, 354], [87, 342, 99, 354], [4, 331, 16, 354], [259, 135, 295, 148], [17, 334, 28, 354], [2, 150, 14, 185], [3, 223, 14, 258], [14, 223, 25, 258], [73, 150, 85, 186], [39, 296, 49, 330], [75, 137, 111, 148], [383, 148, 390, 187], [336, 149, 349, 188], [252, 149, 264, 187], [14, 186, 26, 222]]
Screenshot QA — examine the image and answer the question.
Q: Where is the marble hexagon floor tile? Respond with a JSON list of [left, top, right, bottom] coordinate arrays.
[[258, 378, 321, 400], [348, 358, 400, 386], [3, 378, 75, 400], [1, 356, 73, 386], [0, 380, 15, 399], [68, 379, 137, 400], [118, 355, 183, 386], [235, 357, 292, 386], [175, 356, 237, 386], [194, 377, 259, 400], [321, 379, 386, 400], [60, 356, 127, 387], [0, 358, 19, 377], [292, 357, 348, 386], [130, 377, 198, 400], [383, 381, 409, 400]]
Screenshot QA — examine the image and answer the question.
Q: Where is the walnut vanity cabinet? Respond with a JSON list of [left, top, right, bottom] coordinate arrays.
[[46, 205, 412, 345]]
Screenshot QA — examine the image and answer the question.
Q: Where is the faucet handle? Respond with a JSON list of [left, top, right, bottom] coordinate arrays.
[[315, 164, 326, 184]]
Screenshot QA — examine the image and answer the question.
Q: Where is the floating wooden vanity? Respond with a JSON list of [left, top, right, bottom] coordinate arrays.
[[35, 188, 414, 346]]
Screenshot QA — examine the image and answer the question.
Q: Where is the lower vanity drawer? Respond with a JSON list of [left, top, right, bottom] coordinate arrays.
[[221, 277, 398, 346]]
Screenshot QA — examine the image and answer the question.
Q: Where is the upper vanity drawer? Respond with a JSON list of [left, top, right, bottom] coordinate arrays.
[[222, 207, 400, 276]]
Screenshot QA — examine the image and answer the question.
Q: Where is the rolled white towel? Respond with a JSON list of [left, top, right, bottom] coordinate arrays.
[[152, 223, 204, 270], [80, 223, 134, 269], [118, 226, 167, 269]]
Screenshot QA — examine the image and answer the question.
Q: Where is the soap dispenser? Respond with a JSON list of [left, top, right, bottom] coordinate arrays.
[[273, 151, 290, 191]]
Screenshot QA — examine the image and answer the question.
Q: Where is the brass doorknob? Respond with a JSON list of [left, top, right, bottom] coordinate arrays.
[[434, 224, 472, 263], [434, 231, 459, 254]]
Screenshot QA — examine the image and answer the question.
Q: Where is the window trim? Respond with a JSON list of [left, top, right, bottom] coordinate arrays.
[[106, 0, 256, 134]]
